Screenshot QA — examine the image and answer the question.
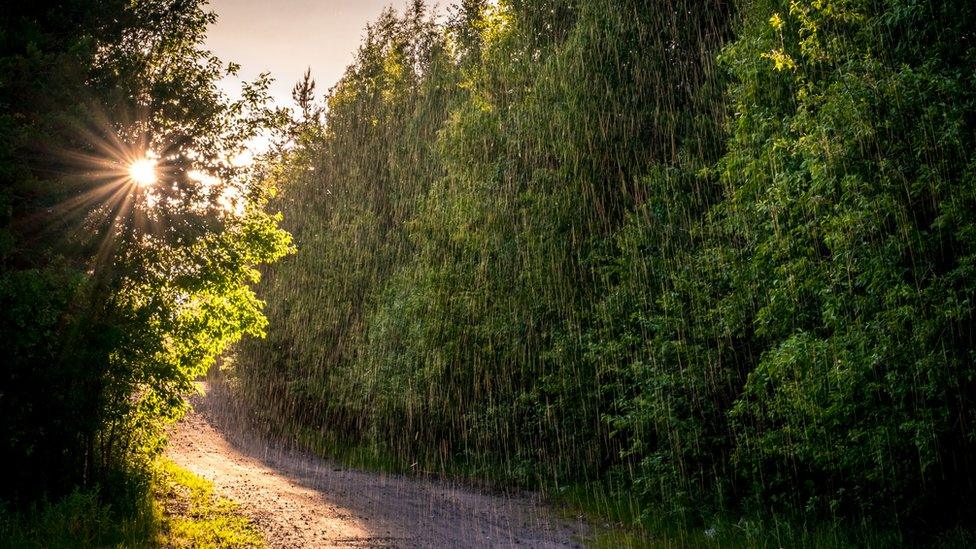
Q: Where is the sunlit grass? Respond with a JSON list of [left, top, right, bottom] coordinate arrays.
[[0, 460, 263, 548], [155, 459, 264, 548]]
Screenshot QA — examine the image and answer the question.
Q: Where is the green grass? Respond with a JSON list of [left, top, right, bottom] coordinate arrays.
[[293, 425, 404, 475], [267, 423, 976, 548], [154, 459, 263, 548], [550, 480, 976, 548], [0, 488, 156, 548], [0, 460, 263, 548]]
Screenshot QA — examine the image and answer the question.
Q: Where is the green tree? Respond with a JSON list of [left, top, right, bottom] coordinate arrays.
[[235, 0, 976, 538], [719, 0, 976, 521], [0, 0, 291, 504]]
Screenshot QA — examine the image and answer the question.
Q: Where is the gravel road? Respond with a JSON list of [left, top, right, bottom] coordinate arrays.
[[168, 383, 587, 548]]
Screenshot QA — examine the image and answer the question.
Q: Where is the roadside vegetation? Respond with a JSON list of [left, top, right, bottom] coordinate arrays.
[[236, 0, 976, 544], [0, 0, 288, 543], [0, 459, 262, 548], [3, 0, 975, 545], [154, 459, 263, 548]]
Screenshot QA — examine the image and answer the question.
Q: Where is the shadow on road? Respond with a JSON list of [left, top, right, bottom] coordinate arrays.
[[170, 375, 587, 548]]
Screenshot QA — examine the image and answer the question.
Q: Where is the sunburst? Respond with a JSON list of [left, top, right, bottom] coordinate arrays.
[[128, 155, 158, 187]]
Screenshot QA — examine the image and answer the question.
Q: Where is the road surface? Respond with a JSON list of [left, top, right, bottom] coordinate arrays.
[[168, 383, 587, 548]]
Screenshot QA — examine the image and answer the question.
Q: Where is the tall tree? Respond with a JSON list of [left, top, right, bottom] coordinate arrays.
[[0, 0, 291, 503]]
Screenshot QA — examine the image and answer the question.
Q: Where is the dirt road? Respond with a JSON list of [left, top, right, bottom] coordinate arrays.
[[167, 384, 587, 548]]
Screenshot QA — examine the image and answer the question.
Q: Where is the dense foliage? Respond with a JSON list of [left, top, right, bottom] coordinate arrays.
[[0, 0, 291, 505], [237, 0, 976, 537]]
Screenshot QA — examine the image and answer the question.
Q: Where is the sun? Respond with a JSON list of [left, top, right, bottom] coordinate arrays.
[[128, 156, 158, 187]]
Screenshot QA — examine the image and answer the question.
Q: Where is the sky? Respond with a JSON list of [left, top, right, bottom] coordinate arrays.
[[205, 0, 416, 108]]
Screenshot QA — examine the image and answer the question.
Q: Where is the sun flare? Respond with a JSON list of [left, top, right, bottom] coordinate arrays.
[[128, 156, 158, 187]]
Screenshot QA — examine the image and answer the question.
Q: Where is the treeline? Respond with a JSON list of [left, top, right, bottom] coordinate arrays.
[[238, 0, 976, 538], [0, 0, 290, 516]]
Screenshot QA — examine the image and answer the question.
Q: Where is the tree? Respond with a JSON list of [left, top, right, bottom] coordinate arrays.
[[0, 0, 291, 503]]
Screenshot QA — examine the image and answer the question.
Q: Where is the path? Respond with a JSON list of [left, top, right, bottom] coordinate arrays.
[[167, 383, 587, 548]]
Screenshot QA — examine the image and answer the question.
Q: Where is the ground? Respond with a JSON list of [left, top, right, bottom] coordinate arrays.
[[167, 382, 587, 548]]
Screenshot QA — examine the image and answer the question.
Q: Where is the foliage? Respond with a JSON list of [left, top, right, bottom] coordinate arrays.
[[0, 0, 291, 508], [718, 0, 976, 521], [239, 0, 734, 505], [155, 459, 264, 548], [0, 488, 157, 548], [231, 0, 975, 540], [0, 459, 263, 548]]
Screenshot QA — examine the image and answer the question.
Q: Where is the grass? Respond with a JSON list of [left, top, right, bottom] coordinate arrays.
[[550, 480, 976, 548], [0, 459, 262, 548], [212, 398, 976, 549], [290, 422, 976, 548], [154, 459, 263, 548], [0, 488, 156, 548]]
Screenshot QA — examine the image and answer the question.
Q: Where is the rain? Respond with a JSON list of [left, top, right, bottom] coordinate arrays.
[[1, 0, 974, 547]]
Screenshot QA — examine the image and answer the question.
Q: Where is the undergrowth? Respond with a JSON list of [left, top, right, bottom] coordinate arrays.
[[291, 421, 975, 548], [154, 459, 263, 548], [0, 459, 262, 548]]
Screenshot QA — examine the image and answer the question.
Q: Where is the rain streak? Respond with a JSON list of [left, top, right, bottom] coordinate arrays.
[[2, 0, 975, 547]]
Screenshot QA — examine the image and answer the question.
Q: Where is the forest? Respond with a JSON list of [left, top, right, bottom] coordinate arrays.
[[2, 0, 975, 546]]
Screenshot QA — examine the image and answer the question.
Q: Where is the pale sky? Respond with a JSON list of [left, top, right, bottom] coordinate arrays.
[[205, 0, 416, 108]]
